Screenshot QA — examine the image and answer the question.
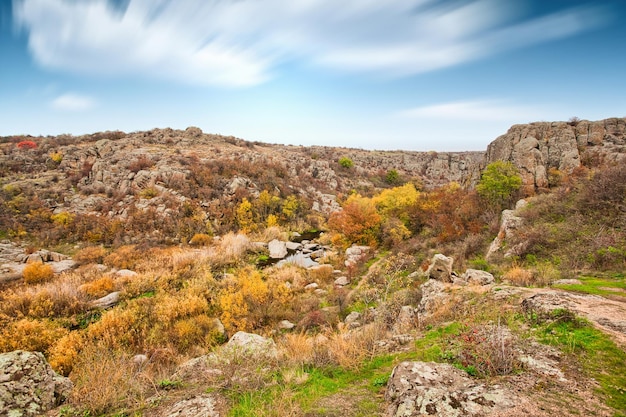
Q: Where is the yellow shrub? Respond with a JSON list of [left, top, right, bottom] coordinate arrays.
[[104, 245, 142, 270], [80, 276, 115, 298], [0, 318, 68, 354], [74, 246, 107, 265], [23, 261, 54, 284], [189, 233, 212, 246], [48, 332, 84, 376]]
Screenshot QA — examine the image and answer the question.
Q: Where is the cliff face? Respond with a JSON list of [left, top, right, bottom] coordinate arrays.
[[485, 118, 626, 191]]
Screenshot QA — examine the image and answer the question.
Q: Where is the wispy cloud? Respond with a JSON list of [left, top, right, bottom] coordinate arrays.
[[51, 93, 96, 111], [14, 0, 609, 86], [398, 100, 542, 122]]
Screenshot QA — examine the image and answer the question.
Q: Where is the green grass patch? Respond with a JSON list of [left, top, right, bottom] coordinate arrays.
[[553, 275, 626, 299], [536, 316, 626, 415]]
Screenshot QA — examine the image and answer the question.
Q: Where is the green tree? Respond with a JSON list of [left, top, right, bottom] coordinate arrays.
[[476, 161, 522, 209]]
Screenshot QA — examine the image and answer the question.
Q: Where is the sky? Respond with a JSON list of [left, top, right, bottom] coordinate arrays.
[[1, 0, 625, 151]]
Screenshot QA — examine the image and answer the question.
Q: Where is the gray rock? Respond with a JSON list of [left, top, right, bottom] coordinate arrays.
[[334, 276, 350, 286], [115, 269, 138, 277], [345, 245, 371, 267], [90, 291, 120, 309], [461, 269, 495, 286], [552, 279, 583, 286], [385, 361, 516, 417], [393, 306, 418, 334], [304, 283, 319, 291], [159, 394, 222, 417], [51, 260, 76, 274], [486, 206, 525, 261], [0, 350, 73, 417], [278, 320, 296, 330], [425, 254, 454, 282], [285, 241, 302, 251], [417, 279, 447, 320], [268, 239, 288, 259], [222, 331, 278, 359], [344, 311, 361, 325]]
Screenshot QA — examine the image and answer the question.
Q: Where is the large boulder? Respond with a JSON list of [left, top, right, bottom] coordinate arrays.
[[268, 240, 288, 259], [0, 350, 72, 417], [459, 269, 495, 286], [425, 254, 454, 282], [417, 279, 447, 320], [385, 361, 516, 417], [221, 331, 278, 360], [345, 245, 371, 268], [486, 202, 526, 261]]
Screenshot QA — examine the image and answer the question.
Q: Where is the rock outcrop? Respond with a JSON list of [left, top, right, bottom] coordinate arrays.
[[0, 350, 72, 417], [385, 361, 516, 417], [425, 254, 454, 282], [485, 118, 626, 191]]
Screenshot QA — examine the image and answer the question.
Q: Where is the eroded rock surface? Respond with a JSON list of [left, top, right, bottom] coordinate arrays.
[[0, 350, 72, 417], [385, 361, 516, 417]]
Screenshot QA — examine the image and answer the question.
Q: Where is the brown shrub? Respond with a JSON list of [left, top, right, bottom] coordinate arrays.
[[80, 276, 116, 298], [23, 261, 54, 284], [104, 245, 142, 270], [503, 266, 535, 287]]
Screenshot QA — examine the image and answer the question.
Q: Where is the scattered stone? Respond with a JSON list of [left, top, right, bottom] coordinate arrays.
[[313, 289, 328, 296], [393, 306, 418, 334], [461, 269, 495, 286], [159, 394, 222, 417], [334, 276, 350, 286], [345, 245, 371, 268], [285, 242, 302, 251], [425, 254, 454, 282], [553, 279, 583, 286], [222, 331, 278, 360], [417, 279, 448, 320], [304, 283, 319, 291], [90, 291, 120, 309], [344, 311, 361, 325], [278, 320, 296, 330], [0, 350, 73, 417], [385, 361, 516, 417], [268, 239, 288, 259], [115, 269, 138, 278], [132, 354, 149, 367]]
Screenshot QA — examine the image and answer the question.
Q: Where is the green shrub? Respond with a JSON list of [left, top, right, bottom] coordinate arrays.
[[338, 157, 354, 169]]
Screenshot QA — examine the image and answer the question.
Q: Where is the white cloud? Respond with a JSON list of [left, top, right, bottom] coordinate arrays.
[[13, 0, 608, 86], [398, 100, 542, 122], [51, 93, 96, 111]]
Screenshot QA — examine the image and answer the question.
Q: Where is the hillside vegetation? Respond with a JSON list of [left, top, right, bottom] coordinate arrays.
[[0, 120, 625, 417]]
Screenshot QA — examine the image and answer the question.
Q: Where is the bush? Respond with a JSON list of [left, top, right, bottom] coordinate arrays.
[[338, 157, 354, 169], [73, 246, 107, 265], [23, 261, 54, 284], [189, 233, 212, 246], [476, 161, 522, 209], [17, 140, 37, 149]]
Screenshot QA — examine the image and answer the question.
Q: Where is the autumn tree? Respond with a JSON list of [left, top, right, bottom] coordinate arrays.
[[328, 194, 382, 246]]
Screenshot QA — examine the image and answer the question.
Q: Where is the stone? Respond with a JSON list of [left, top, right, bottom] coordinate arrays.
[[417, 279, 447, 320], [132, 354, 149, 366], [90, 291, 120, 309], [486, 205, 526, 261], [159, 394, 222, 417], [222, 331, 278, 360], [425, 254, 454, 282], [553, 279, 583, 285], [385, 361, 516, 417], [345, 245, 371, 267], [278, 320, 296, 330], [461, 269, 495, 286], [115, 269, 138, 277], [393, 306, 418, 334], [344, 311, 361, 325], [334, 276, 350, 286], [285, 241, 302, 251], [268, 239, 288, 259], [0, 350, 73, 417], [304, 283, 319, 291]]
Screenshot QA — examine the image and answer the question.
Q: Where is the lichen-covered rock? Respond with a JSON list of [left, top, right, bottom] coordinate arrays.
[[417, 279, 447, 320], [385, 361, 516, 417], [460, 269, 495, 286], [268, 240, 288, 259], [221, 331, 278, 360], [485, 203, 526, 261], [425, 254, 454, 282], [345, 245, 371, 268], [0, 350, 72, 417]]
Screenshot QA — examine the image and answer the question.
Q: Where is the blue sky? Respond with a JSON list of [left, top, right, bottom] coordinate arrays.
[[1, 0, 625, 151]]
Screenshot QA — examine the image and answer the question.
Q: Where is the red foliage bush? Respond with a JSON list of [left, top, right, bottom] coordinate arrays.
[[17, 140, 37, 149]]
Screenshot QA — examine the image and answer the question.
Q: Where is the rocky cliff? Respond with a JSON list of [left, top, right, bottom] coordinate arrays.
[[485, 117, 626, 191]]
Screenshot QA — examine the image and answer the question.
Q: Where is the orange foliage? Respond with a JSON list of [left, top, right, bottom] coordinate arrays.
[[23, 261, 55, 284], [328, 194, 381, 246]]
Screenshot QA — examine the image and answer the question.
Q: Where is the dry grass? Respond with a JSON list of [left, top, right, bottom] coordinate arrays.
[[206, 232, 251, 268], [503, 266, 536, 287], [73, 245, 107, 265]]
